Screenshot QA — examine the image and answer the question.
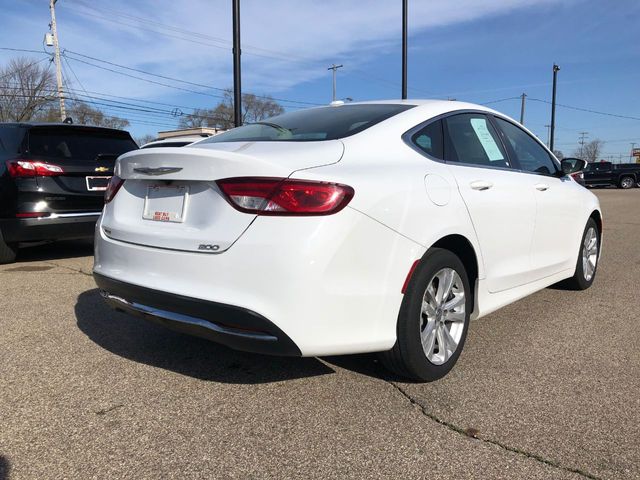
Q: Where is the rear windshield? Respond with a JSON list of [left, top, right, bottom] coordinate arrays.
[[28, 128, 138, 160], [141, 141, 191, 149], [201, 104, 414, 143]]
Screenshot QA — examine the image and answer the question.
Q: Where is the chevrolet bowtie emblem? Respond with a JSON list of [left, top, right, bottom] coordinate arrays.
[[95, 166, 109, 173]]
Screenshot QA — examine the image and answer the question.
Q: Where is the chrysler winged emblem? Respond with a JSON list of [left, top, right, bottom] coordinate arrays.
[[133, 167, 183, 175]]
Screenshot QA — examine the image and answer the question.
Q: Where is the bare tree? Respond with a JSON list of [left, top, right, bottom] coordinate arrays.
[[66, 101, 129, 129], [179, 89, 284, 129], [178, 107, 216, 128], [0, 57, 56, 121], [553, 150, 564, 160], [574, 140, 604, 163], [135, 134, 156, 147]]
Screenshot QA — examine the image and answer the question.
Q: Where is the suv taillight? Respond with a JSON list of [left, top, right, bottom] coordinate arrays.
[[105, 175, 124, 203], [6, 160, 64, 177], [217, 177, 354, 216]]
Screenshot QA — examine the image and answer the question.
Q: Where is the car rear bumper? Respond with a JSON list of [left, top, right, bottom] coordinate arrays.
[[93, 208, 426, 356], [94, 272, 302, 356], [0, 212, 101, 243]]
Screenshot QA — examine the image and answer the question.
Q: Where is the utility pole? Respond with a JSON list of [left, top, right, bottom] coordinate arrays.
[[519, 93, 526, 125], [630, 143, 636, 163], [544, 125, 551, 147], [49, 0, 66, 121], [232, 0, 242, 127], [401, 0, 408, 99], [578, 131, 588, 158], [327, 64, 343, 102], [549, 63, 560, 152]]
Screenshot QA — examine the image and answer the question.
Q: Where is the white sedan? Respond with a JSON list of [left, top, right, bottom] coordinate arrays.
[[93, 100, 601, 381]]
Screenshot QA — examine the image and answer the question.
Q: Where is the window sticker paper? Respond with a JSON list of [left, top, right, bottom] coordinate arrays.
[[470, 118, 504, 161]]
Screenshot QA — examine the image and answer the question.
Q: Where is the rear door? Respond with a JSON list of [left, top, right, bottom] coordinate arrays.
[[443, 113, 537, 293], [27, 126, 138, 212]]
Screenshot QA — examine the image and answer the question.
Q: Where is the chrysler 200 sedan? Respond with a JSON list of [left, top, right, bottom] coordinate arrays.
[[93, 100, 601, 381]]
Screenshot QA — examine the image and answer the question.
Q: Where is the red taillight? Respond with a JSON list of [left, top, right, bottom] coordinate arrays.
[[105, 175, 124, 203], [15, 212, 49, 218], [217, 177, 354, 216], [6, 160, 64, 177]]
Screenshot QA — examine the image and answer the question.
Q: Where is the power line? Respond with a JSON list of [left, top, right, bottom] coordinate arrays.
[[0, 47, 50, 55], [528, 97, 640, 122], [0, 56, 52, 80], [480, 96, 520, 105], [63, 50, 321, 107]]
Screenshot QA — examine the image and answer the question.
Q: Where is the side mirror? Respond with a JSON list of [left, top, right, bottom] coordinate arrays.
[[561, 158, 587, 175]]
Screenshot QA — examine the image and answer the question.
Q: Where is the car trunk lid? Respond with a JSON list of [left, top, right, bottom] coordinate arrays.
[[103, 141, 344, 253]]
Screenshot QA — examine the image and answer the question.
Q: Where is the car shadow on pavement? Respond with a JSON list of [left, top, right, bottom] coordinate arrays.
[[75, 289, 335, 384], [0, 455, 10, 480], [16, 240, 94, 263]]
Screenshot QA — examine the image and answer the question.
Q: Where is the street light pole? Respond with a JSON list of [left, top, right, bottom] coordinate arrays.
[[232, 0, 242, 127], [519, 92, 526, 125], [549, 63, 560, 152], [327, 64, 343, 102], [401, 0, 408, 99]]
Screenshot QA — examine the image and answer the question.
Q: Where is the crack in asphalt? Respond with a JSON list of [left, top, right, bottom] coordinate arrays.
[[41, 261, 93, 277], [388, 381, 602, 480], [95, 403, 124, 416]]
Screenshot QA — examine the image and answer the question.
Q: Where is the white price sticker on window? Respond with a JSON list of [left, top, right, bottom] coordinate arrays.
[[470, 118, 504, 161]]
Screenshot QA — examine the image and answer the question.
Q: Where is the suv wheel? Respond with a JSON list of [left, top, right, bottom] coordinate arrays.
[[619, 176, 635, 189], [379, 248, 472, 382], [0, 230, 18, 264]]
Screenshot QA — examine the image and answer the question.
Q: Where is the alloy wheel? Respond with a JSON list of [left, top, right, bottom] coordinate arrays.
[[420, 268, 466, 365], [582, 227, 598, 281]]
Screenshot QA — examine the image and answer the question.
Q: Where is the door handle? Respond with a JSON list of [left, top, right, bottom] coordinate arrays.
[[470, 180, 493, 191], [535, 183, 549, 191]]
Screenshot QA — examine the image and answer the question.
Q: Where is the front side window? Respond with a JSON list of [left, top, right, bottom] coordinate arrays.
[[494, 118, 558, 176], [410, 119, 444, 159], [200, 104, 414, 143], [444, 114, 510, 168]]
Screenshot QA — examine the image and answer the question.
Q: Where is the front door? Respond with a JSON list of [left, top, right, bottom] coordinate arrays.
[[493, 116, 582, 278]]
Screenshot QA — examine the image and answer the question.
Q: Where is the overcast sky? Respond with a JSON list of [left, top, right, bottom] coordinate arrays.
[[1, 0, 639, 159]]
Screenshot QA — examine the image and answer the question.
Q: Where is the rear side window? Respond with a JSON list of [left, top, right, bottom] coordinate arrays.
[[444, 114, 511, 168], [494, 118, 558, 176], [28, 128, 138, 160], [0, 126, 23, 154], [201, 104, 415, 143], [410, 120, 444, 159]]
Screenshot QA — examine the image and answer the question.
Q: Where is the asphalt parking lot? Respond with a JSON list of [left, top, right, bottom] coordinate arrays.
[[0, 188, 638, 480]]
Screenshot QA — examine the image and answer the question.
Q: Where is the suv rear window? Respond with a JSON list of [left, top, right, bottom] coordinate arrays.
[[28, 128, 138, 160], [201, 104, 414, 143]]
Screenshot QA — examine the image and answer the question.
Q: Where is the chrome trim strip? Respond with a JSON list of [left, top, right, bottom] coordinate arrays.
[[100, 291, 278, 342], [50, 212, 102, 218]]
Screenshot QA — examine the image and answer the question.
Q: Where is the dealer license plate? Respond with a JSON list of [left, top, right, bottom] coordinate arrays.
[[143, 185, 188, 223]]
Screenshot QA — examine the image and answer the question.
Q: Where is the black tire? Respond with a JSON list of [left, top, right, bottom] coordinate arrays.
[[379, 248, 472, 382], [0, 229, 18, 264], [619, 176, 635, 189], [559, 218, 600, 290]]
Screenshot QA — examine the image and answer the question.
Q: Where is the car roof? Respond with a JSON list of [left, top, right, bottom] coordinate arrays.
[[0, 122, 130, 134], [348, 98, 498, 113]]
